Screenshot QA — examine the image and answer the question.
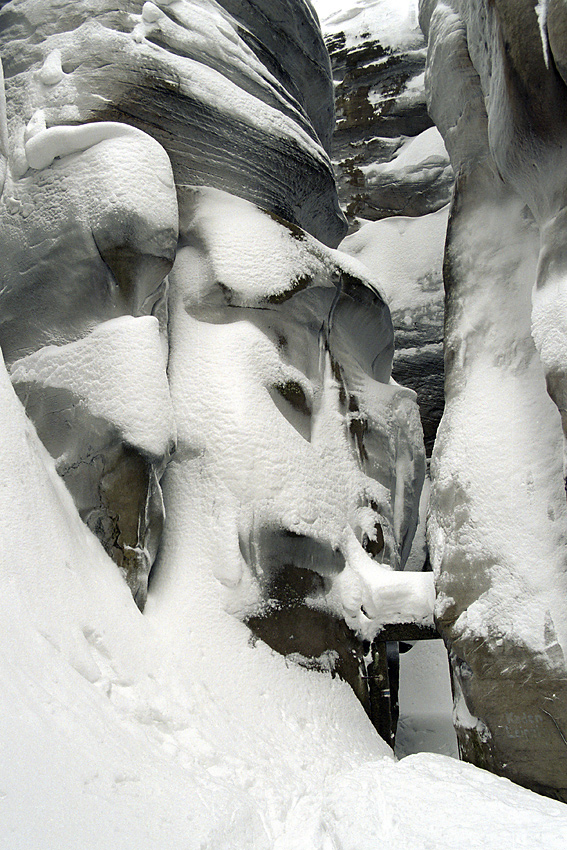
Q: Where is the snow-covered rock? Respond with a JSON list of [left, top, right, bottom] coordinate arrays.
[[0, 0, 345, 246], [1, 298, 566, 850], [160, 188, 431, 673], [10, 316, 176, 605], [0, 0, 431, 691], [313, 0, 450, 454], [340, 204, 447, 454], [3, 0, 567, 843], [421, 0, 567, 800], [321, 0, 453, 227]]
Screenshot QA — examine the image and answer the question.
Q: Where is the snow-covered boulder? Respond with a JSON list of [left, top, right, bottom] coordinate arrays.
[[156, 187, 432, 708], [420, 0, 567, 800]]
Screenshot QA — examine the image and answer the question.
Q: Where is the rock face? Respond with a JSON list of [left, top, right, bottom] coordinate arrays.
[[0, 0, 345, 608], [0, 0, 432, 700], [317, 0, 451, 456], [420, 0, 567, 800], [0, 0, 345, 246], [324, 3, 452, 227]]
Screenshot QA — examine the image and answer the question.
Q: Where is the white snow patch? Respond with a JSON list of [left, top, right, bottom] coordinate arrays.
[[361, 125, 448, 180], [10, 316, 176, 458], [340, 204, 448, 313], [536, 0, 550, 69], [313, 0, 421, 49], [24, 120, 163, 170], [38, 49, 64, 86]]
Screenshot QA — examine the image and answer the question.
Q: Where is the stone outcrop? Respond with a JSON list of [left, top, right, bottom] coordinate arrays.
[[0, 0, 432, 698], [421, 0, 567, 800], [318, 1, 452, 455], [324, 7, 452, 228]]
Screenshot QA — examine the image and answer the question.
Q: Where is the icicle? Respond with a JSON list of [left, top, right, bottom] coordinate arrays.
[[535, 0, 550, 69], [0, 59, 8, 196]]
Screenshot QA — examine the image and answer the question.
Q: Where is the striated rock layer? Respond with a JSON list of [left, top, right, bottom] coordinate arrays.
[[421, 0, 567, 800], [0, 0, 345, 246]]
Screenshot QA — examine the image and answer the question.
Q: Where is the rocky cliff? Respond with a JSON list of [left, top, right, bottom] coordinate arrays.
[[420, 0, 567, 801], [316, 0, 451, 454]]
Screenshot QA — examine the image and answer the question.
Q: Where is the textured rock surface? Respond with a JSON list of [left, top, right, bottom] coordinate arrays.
[[317, 0, 451, 455], [0, 0, 345, 246], [421, 0, 567, 800], [323, 3, 452, 227]]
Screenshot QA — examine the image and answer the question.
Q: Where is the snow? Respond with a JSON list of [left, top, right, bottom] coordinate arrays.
[[24, 120, 168, 171], [312, 0, 421, 49], [536, 0, 550, 68], [429, 196, 567, 653], [0, 191, 566, 850], [2, 1, 567, 843], [38, 48, 64, 86], [9, 315, 176, 458], [340, 204, 448, 314], [165, 189, 429, 631], [2, 336, 567, 846], [360, 126, 449, 185]]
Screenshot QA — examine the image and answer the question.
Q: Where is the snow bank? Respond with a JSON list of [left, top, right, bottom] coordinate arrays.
[[10, 315, 175, 459], [341, 204, 448, 314], [313, 0, 421, 48]]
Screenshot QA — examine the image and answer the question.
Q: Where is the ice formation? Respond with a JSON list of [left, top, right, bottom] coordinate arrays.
[[1, 0, 567, 845]]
